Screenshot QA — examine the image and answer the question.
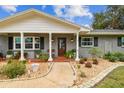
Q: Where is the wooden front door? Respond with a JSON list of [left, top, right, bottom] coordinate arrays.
[[58, 38, 66, 56]]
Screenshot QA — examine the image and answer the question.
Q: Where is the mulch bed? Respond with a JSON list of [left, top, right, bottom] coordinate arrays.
[[70, 58, 115, 86], [0, 62, 49, 80]]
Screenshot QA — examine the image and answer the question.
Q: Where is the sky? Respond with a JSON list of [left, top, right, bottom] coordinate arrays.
[[0, 5, 107, 28]]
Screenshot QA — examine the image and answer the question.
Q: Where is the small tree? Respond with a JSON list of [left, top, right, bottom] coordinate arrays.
[[89, 47, 102, 58]]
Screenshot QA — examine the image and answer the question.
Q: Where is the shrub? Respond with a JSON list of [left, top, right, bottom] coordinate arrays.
[[0, 52, 3, 58], [85, 62, 92, 68], [83, 57, 88, 61], [104, 52, 124, 62], [92, 58, 99, 65], [109, 55, 118, 62], [7, 59, 12, 64], [1, 62, 26, 78], [103, 52, 112, 59], [114, 52, 123, 57], [77, 64, 81, 69], [79, 71, 86, 78], [119, 56, 124, 62], [64, 49, 76, 59], [19, 60, 27, 64], [35, 50, 42, 55], [7, 51, 13, 55], [14, 51, 28, 59], [89, 47, 102, 58], [79, 58, 85, 64], [39, 54, 49, 61]]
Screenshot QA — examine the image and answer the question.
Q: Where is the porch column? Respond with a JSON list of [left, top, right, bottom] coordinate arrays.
[[75, 32, 80, 61], [48, 33, 53, 61], [20, 32, 25, 61]]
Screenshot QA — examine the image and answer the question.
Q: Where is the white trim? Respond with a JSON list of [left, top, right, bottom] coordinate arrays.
[[81, 37, 94, 47], [13, 36, 21, 50], [48, 33, 53, 61], [75, 32, 80, 61], [20, 32, 25, 61], [121, 37, 124, 47]]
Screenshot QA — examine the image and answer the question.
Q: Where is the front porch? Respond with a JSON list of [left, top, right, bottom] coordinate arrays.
[[0, 32, 80, 62]]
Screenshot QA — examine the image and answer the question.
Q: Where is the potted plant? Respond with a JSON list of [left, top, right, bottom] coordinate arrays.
[[35, 50, 42, 58], [6, 50, 13, 59], [39, 53, 48, 62]]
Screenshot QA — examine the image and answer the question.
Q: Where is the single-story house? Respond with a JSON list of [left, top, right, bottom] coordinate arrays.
[[0, 9, 124, 61]]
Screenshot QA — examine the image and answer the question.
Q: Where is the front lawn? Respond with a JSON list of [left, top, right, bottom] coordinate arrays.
[[95, 66, 124, 88]]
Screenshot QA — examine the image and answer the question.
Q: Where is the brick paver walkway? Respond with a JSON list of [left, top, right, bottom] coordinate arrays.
[[0, 62, 74, 88]]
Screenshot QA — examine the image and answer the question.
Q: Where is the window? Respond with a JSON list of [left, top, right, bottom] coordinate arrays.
[[81, 37, 94, 47], [25, 37, 33, 49], [14, 37, 40, 50], [35, 37, 40, 49], [122, 37, 124, 46], [15, 37, 21, 49]]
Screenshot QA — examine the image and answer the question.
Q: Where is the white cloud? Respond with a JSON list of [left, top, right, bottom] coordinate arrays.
[[41, 5, 47, 10], [53, 5, 93, 21], [84, 24, 90, 28], [1, 5, 18, 14], [84, 24, 93, 29]]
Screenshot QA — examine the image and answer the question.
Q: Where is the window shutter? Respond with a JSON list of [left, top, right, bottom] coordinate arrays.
[[117, 37, 122, 47], [40, 37, 44, 49], [94, 37, 98, 47], [79, 37, 81, 47], [8, 37, 13, 50]]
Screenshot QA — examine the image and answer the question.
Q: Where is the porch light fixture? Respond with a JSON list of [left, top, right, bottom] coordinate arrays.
[[71, 38, 74, 42], [52, 38, 54, 42]]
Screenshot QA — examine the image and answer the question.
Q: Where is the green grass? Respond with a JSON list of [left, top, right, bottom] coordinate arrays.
[[95, 66, 124, 88]]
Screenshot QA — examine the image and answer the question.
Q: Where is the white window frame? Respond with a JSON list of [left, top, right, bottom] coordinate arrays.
[[14, 37, 21, 50], [34, 37, 40, 50], [121, 37, 124, 47], [24, 36, 33, 50], [81, 37, 94, 47], [13, 36, 40, 50]]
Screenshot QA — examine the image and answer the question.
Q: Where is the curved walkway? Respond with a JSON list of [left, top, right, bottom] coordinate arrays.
[[0, 62, 74, 88]]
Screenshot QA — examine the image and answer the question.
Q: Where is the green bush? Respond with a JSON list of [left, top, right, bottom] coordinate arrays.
[[83, 57, 88, 61], [7, 50, 13, 55], [113, 52, 124, 58], [79, 58, 85, 64], [39, 54, 49, 61], [92, 58, 99, 65], [19, 60, 27, 64], [7, 59, 12, 64], [14, 51, 28, 59], [109, 56, 118, 62], [64, 49, 76, 59], [104, 52, 124, 62], [77, 64, 81, 69], [79, 70, 86, 78], [103, 52, 112, 59], [2, 62, 26, 78], [119, 56, 124, 62]]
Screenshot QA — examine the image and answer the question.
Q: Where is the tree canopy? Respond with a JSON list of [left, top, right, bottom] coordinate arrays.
[[92, 6, 124, 29]]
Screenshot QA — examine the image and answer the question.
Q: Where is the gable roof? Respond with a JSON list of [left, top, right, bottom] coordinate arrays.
[[0, 8, 90, 31]]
